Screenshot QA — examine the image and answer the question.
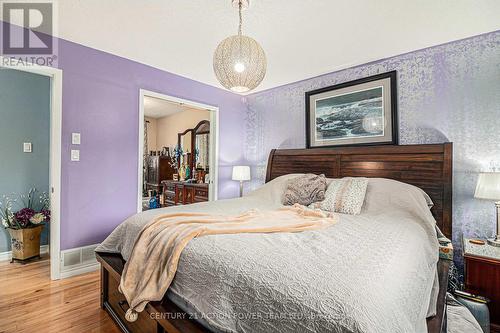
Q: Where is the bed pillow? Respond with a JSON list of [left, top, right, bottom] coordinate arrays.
[[361, 178, 436, 220], [282, 173, 327, 206], [246, 173, 303, 205], [309, 177, 368, 215], [420, 189, 434, 208]]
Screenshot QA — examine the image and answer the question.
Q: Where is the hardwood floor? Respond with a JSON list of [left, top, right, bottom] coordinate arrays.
[[0, 255, 120, 333]]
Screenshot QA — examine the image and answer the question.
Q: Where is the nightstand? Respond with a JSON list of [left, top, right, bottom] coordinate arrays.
[[463, 237, 500, 332]]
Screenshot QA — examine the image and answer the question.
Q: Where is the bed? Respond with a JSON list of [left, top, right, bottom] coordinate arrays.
[[96, 143, 452, 333]]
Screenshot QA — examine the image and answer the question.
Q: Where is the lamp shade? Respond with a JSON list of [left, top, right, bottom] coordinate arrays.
[[474, 172, 500, 200], [213, 34, 267, 93], [232, 166, 251, 181]]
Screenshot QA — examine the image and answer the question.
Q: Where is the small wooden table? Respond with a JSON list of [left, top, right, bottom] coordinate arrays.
[[162, 181, 209, 207], [463, 237, 500, 332]]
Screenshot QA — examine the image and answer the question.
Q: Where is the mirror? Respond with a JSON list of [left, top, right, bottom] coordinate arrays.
[[195, 134, 209, 169], [177, 128, 192, 168], [179, 130, 192, 154], [177, 120, 210, 180], [194, 121, 210, 171]]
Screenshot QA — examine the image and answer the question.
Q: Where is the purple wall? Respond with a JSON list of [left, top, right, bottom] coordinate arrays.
[[0, 20, 246, 250], [55, 40, 245, 249]]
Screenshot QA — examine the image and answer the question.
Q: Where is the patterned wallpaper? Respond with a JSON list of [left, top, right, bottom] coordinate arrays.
[[243, 31, 500, 266]]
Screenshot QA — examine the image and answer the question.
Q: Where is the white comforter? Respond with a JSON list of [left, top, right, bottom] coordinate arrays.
[[97, 176, 439, 333]]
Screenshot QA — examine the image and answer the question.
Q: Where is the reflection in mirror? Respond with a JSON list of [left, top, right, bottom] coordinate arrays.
[[180, 132, 191, 154], [194, 120, 210, 171], [195, 134, 209, 169]]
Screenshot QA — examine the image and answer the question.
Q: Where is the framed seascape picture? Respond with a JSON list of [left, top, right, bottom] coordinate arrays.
[[305, 71, 398, 148]]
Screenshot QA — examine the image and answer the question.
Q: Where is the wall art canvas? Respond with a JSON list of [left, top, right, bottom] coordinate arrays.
[[306, 71, 398, 148]]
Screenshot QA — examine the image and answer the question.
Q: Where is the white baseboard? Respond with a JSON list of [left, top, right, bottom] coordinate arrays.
[[59, 243, 100, 279], [59, 262, 100, 279], [0, 244, 49, 262]]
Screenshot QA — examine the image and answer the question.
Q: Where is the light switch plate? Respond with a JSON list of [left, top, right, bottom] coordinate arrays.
[[72, 133, 81, 145], [71, 149, 80, 161], [23, 142, 32, 153]]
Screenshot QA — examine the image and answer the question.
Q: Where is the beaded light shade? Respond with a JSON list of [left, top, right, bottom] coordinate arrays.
[[213, 0, 266, 93]]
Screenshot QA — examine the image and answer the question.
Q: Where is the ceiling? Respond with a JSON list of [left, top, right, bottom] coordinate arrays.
[[144, 96, 191, 119], [57, 0, 500, 94]]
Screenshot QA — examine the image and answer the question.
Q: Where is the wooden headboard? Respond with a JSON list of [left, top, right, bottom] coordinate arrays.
[[265, 143, 453, 238]]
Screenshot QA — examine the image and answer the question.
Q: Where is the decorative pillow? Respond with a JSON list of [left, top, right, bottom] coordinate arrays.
[[309, 177, 368, 215], [282, 174, 327, 206]]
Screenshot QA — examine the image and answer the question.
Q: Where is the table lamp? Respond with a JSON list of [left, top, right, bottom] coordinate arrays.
[[474, 172, 500, 247], [232, 166, 251, 197]]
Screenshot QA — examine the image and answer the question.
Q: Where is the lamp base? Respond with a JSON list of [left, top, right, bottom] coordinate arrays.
[[487, 237, 500, 247]]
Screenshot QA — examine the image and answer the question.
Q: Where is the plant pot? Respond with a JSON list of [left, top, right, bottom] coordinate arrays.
[[7, 225, 43, 261]]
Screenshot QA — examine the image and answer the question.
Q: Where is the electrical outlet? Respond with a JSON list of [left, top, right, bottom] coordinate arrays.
[[72, 133, 81, 145], [71, 149, 80, 161], [23, 142, 32, 153]]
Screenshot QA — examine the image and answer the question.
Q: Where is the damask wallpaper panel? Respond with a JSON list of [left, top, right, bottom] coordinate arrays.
[[243, 31, 500, 266]]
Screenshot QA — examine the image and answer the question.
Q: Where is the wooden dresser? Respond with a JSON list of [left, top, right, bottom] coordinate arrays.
[[463, 237, 500, 332], [145, 155, 175, 195], [162, 181, 208, 206]]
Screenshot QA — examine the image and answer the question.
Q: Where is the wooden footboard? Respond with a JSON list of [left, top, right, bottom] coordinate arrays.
[[97, 252, 449, 333], [97, 252, 208, 333]]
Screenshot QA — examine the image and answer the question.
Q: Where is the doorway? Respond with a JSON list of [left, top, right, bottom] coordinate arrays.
[[138, 89, 219, 212], [0, 59, 62, 280]]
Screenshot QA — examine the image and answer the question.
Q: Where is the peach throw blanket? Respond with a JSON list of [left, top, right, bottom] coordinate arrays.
[[119, 204, 337, 322]]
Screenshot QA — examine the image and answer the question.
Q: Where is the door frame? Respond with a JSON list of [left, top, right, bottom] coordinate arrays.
[[138, 89, 219, 212], [0, 57, 63, 280]]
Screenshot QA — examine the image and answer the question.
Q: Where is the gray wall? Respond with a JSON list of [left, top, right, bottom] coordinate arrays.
[[243, 31, 500, 269], [0, 68, 50, 252]]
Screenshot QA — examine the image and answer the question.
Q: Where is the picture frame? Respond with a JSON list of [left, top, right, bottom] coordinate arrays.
[[305, 71, 398, 148]]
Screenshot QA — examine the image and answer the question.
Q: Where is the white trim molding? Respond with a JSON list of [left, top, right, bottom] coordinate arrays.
[[59, 243, 100, 279], [60, 262, 100, 279], [0, 56, 63, 280], [138, 89, 220, 212], [0, 245, 49, 262]]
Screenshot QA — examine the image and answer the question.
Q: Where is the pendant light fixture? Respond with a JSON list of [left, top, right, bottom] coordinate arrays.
[[213, 0, 267, 93]]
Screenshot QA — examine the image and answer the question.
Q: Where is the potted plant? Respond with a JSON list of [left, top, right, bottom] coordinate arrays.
[[1, 189, 50, 262]]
